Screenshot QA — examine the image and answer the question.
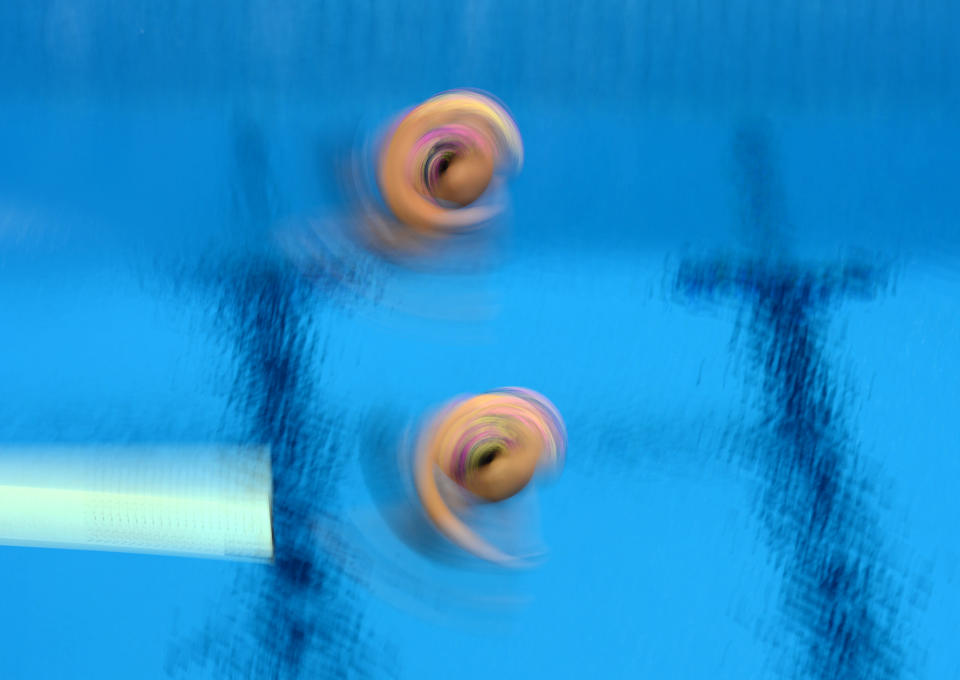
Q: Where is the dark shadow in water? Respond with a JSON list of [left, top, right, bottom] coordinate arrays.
[[166, 117, 392, 680], [675, 123, 909, 680]]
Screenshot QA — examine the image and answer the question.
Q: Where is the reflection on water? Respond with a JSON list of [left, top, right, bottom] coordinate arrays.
[[167, 120, 390, 679], [676, 122, 913, 680]]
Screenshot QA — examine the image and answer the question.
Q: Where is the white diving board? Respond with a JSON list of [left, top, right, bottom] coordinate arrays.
[[0, 445, 273, 562]]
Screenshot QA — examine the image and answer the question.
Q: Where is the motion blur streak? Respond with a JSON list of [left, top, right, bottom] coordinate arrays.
[[0, 446, 272, 561], [282, 90, 522, 277], [414, 388, 565, 567], [377, 90, 522, 236]]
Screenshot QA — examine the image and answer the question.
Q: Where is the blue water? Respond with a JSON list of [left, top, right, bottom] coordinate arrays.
[[1, 3, 959, 679]]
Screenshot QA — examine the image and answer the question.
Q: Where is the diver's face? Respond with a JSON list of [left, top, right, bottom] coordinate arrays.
[[457, 419, 541, 503], [431, 146, 495, 207]]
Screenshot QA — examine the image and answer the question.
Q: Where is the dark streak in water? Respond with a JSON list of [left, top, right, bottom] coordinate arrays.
[[675, 123, 906, 679], [166, 118, 391, 679]]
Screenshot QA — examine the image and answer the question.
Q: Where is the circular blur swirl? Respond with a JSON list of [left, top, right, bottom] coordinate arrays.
[[414, 387, 565, 566], [378, 90, 523, 238]]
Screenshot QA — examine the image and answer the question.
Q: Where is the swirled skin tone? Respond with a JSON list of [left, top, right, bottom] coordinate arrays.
[[414, 388, 565, 567], [378, 90, 522, 236]]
